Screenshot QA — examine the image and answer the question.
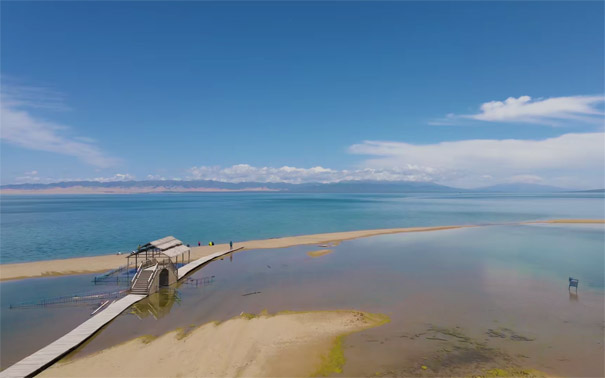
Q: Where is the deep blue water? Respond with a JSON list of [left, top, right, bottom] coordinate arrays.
[[1, 192, 603, 263]]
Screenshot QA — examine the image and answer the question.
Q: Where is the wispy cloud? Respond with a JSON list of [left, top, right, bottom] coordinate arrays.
[[433, 95, 604, 126], [0, 82, 118, 168], [349, 132, 605, 188]]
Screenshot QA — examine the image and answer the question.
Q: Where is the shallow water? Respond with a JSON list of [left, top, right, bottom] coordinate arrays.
[[3, 224, 601, 376], [0, 274, 124, 369], [1, 192, 603, 263]]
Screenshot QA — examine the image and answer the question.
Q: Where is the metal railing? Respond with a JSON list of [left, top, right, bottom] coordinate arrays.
[[131, 262, 144, 285], [9, 290, 128, 309]]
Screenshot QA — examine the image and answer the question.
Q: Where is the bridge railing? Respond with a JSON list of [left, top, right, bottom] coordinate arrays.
[[130, 262, 144, 289], [146, 263, 160, 293]]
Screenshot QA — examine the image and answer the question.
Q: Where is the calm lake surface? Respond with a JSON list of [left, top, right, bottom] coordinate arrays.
[[1, 224, 604, 375], [0, 193, 604, 374], [1, 192, 604, 263]]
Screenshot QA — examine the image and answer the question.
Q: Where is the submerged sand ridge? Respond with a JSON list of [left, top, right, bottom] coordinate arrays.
[[40, 310, 390, 378], [1, 219, 603, 281]]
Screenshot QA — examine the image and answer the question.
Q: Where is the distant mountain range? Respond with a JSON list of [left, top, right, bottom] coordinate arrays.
[[472, 183, 568, 193], [1, 179, 601, 195]]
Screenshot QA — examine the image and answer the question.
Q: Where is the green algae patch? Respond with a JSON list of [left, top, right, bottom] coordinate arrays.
[[311, 311, 391, 377], [362, 312, 391, 327], [239, 312, 258, 320], [485, 368, 547, 377], [138, 334, 157, 344], [312, 335, 346, 376]]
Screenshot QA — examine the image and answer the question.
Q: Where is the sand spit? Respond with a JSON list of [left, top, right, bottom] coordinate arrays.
[[307, 249, 334, 258], [41, 310, 389, 378], [1, 219, 602, 281]]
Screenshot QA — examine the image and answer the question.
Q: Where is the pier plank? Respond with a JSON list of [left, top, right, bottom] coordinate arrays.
[[178, 247, 243, 278]]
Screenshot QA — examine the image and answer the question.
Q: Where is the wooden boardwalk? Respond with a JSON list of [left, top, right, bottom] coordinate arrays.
[[178, 247, 243, 278], [0, 294, 145, 378], [1, 246, 244, 378]]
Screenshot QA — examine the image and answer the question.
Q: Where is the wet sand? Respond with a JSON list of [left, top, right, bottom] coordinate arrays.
[[2, 219, 602, 282], [40, 310, 389, 378]]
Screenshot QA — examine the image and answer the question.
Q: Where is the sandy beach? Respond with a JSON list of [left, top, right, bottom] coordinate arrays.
[[1, 219, 602, 281], [40, 310, 389, 377]]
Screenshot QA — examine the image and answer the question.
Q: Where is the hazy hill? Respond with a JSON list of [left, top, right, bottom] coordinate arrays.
[[1, 180, 587, 194], [0, 180, 460, 194]]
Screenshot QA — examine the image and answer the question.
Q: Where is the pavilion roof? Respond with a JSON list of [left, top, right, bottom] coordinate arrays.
[[127, 236, 190, 259]]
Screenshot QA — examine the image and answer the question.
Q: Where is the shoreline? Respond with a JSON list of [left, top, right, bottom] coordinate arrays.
[[1, 219, 603, 282]]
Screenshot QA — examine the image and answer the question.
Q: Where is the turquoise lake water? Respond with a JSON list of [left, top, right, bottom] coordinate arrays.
[[2, 224, 603, 374], [0, 194, 603, 373], [1, 192, 603, 263]]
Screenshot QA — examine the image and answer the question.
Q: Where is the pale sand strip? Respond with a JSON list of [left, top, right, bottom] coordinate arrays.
[[1, 219, 603, 282], [40, 311, 389, 378]]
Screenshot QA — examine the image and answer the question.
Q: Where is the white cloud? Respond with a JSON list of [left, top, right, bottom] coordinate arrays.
[[146, 174, 167, 181], [14, 170, 41, 184], [438, 95, 604, 125], [0, 83, 118, 168], [7, 172, 135, 185], [349, 132, 605, 188], [187, 164, 437, 184], [1, 82, 70, 112], [90, 173, 135, 182]]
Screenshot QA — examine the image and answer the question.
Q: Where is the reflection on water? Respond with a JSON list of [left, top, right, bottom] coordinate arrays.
[[2, 224, 603, 376], [569, 291, 579, 302], [130, 289, 181, 320], [0, 274, 123, 369]]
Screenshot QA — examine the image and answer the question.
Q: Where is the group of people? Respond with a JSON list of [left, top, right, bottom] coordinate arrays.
[[196, 240, 234, 249]]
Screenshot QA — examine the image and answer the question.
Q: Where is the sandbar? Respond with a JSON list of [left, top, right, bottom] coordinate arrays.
[[40, 310, 389, 377], [307, 249, 334, 258], [1, 219, 603, 281]]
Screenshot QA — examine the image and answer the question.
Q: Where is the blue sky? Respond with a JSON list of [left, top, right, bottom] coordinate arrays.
[[1, 1, 604, 188]]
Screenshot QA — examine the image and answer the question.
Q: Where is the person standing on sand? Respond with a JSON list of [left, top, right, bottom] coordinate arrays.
[[230, 241, 233, 249]]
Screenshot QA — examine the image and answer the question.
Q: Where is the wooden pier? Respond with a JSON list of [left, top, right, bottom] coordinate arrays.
[[178, 246, 243, 278], [1, 245, 243, 378], [0, 295, 145, 378]]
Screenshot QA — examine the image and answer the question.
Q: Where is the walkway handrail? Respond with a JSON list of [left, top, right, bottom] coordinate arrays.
[[131, 262, 143, 284], [147, 263, 158, 283], [146, 263, 160, 292]]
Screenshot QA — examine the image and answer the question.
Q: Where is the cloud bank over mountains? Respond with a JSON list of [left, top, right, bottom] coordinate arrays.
[[350, 132, 605, 188], [186, 164, 437, 185]]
